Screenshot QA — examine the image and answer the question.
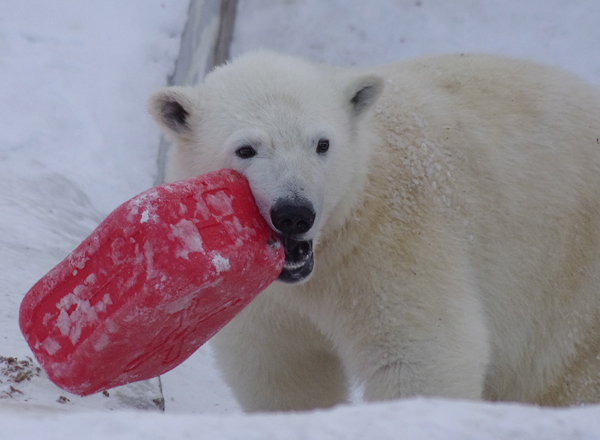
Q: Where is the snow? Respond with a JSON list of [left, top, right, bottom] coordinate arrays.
[[212, 254, 231, 274], [232, 0, 600, 87], [171, 218, 206, 258], [2, 0, 600, 438], [2, 398, 600, 440]]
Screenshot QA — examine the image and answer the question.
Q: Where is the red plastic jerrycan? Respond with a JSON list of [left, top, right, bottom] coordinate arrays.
[[19, 169, 283, 396]]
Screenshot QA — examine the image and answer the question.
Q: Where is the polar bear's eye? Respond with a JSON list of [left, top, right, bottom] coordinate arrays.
[[316, 139, 330, 155], [235, 145, 257, 159]]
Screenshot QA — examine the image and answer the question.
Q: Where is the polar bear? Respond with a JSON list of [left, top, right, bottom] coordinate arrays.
[[148, 52, 600, 411]]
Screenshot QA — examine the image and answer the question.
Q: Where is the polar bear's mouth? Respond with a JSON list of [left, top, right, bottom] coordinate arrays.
[[277, 236, 314, 284]]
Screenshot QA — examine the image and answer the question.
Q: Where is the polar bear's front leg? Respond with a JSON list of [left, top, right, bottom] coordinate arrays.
[[211, 289, 349, 412], [358, 277, 490, 402], [340, 235, 491, 402], [362, 330, 488, 402]]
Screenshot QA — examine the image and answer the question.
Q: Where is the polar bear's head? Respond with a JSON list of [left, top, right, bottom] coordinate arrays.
[[149, 52, 383, 284]]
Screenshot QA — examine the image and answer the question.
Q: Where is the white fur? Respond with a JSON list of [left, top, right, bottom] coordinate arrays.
[[149, 52, 600, 411]]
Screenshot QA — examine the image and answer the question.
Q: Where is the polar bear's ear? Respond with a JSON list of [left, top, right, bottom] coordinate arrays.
[[148, 87, 196, 138], [345, 74, 384, 118]]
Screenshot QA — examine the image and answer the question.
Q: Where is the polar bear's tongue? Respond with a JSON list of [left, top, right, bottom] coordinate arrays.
[[278, 237, 314, 284]]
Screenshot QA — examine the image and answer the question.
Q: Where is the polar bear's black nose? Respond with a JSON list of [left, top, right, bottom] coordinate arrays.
[[270, 202, 315, 236]]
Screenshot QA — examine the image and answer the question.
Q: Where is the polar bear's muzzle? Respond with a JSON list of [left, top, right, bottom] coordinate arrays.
[[277, 237, 314, 283], [270, 200, 316, 283]]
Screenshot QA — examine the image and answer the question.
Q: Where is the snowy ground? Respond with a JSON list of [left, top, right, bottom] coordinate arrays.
[[232, 0, 600, 87], [2, 0, 600, 438]]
